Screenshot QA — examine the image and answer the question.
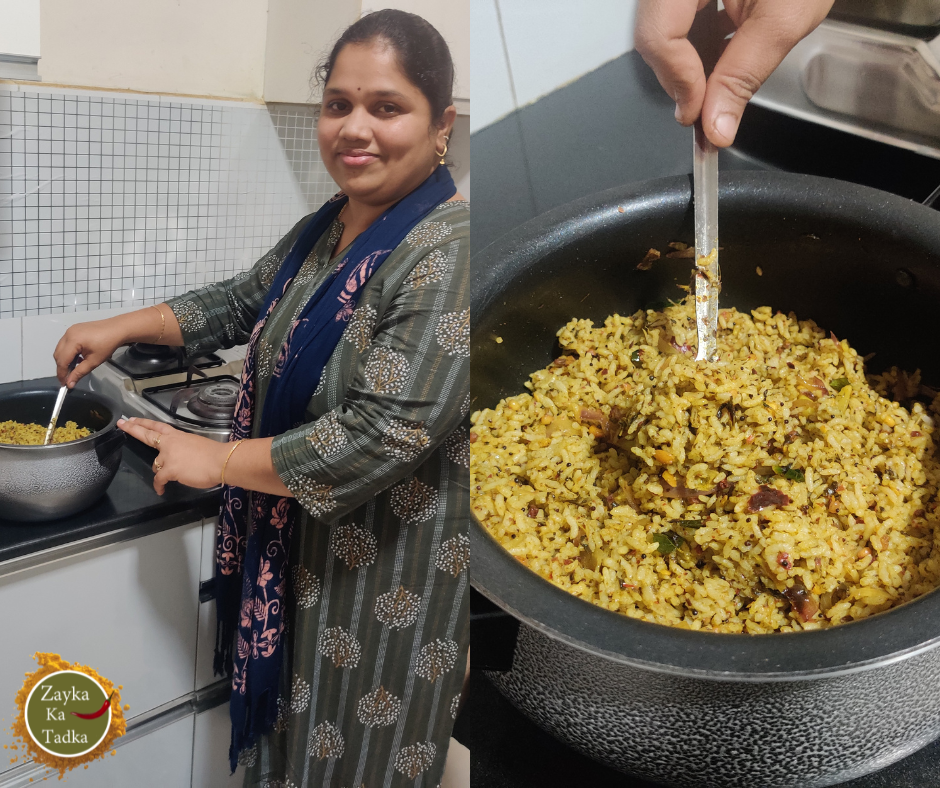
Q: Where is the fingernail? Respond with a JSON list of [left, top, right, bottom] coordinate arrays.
[[674, 103, 682, 122], [714, 113, 738, 143], [117, 419, 125, 425]]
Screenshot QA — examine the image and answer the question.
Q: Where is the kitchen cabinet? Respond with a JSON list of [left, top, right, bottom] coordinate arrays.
[[191, 703, 246, 787], [0, 0, 40, 80], [31, 714, 196, 788], [196, 519, 222, 690], [0, 520, 203, 772]]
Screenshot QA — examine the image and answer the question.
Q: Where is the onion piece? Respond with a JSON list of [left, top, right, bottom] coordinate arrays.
[[783, 577, 818, 622], [746, 485, 791, 513]]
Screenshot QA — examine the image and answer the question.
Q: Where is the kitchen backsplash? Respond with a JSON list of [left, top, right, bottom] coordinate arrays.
[[0, 85, 337, 381]]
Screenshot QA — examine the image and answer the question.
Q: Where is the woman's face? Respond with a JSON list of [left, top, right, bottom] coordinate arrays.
[[318, 40, 447, 208]]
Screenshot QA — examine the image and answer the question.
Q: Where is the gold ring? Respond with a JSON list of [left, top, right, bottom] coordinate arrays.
[[154, 435, 161, 446], [154, 461, 163, 472]]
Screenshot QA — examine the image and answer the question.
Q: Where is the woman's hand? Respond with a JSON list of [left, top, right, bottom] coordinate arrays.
[[53, 304, 184, 388], [54, 318, 129, 388], [634, 0, 834, 147], [117, 417, 228, 495]]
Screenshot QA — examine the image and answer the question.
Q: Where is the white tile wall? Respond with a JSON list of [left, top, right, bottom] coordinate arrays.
[[269, 103, 338, 210], [0, 86, 337, 321], [472, 0, 638, 132]]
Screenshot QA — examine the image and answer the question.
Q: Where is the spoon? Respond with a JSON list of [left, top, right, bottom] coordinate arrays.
[[690, 0, 722, 363], [43, 356, 81, 445]]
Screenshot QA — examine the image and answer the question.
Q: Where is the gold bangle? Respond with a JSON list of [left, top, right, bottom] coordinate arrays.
[[220, 439, 245, 486], [151, 304, 166, 343]]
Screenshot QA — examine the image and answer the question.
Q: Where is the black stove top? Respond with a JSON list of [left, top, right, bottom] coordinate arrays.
[[109, 343, 224, 380]]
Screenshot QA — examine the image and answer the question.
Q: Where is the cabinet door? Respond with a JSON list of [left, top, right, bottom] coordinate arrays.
[[0, 522, 203, 768], [191, 703, 246, 788], [195, 518, 221, 690], [49, 713, 195, 788]]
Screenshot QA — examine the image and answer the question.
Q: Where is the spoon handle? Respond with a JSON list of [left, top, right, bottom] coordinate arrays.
[[43, 355, 81, 445], [43, 385, 70, 445], [690, 0, 721, 363]]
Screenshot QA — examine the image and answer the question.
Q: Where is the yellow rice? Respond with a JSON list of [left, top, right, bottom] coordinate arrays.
[[0, 420, 92, 445], [470, 301, 940, 633]]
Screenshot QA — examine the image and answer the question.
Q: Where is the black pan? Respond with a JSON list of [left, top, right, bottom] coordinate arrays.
[[470, 171, 940, 787]]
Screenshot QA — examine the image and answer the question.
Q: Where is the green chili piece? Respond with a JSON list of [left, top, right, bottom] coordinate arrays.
[[773, 464, 805, 483]]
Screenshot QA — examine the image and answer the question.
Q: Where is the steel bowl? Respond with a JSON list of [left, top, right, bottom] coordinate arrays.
[[0, 388, 124, 522], [470, 171, 940, 788]]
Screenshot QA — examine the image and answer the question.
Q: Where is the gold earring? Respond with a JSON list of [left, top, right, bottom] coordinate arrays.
[[435, 137, 449, 165]]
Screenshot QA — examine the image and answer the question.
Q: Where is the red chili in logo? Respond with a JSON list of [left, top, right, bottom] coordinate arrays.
[[70, 692, 113, 720]]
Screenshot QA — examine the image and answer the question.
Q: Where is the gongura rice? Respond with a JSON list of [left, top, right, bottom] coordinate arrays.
[[470, 301, 940, 633], [0, 420, 92, 445]]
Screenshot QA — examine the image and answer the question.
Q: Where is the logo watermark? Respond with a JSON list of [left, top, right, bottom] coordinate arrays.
[[7, 653, 128, 777]]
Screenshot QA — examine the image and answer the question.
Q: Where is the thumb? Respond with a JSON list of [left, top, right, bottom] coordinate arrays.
[[67, 354, 101, 388], [700, 15, 796, 147]]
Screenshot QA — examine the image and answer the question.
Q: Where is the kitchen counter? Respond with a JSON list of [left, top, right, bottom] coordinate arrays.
[[469, 48, 940, 788], [0, 376, 221, 577]]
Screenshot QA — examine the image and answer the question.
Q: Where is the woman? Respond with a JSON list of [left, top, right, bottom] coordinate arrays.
[[54, 10, 468, 786]]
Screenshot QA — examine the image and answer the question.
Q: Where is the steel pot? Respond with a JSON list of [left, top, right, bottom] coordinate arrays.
[[470, 171, 940, 788], [0, 388, 124, 522]]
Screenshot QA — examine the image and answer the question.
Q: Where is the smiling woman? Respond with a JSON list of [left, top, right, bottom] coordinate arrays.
[[52, 9, 468, 788]]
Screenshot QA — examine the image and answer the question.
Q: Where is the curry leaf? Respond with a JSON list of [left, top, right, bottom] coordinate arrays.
[[830, 378, 850, 392], [650, 532, 683, 554]]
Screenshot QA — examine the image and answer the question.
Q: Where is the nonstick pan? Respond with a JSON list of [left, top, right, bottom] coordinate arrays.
[[470, 171, 940, 787]]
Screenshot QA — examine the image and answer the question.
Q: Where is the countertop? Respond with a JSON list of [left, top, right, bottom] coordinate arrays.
[[0, 376, 220, 576], [467, 48, 940, 788]]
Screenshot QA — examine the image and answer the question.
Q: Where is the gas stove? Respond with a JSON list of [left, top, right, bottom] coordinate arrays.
[[87, 344, 245, 442]]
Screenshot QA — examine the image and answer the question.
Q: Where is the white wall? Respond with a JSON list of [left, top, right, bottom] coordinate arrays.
[[265, 0, 469, 111], [263, 0, 361, 105], [450, 113, 470, 198], [471, 0, 638, 133], [0, 0, 40, 56], [38, 0, 269, 99], [364, 0, 469, 104]]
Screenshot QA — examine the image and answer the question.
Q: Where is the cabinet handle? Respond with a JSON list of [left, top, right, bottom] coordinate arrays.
[[198, 577, 216, 603]]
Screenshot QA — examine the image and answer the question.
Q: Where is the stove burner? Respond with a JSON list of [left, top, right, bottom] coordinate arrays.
[[109, 342, 224, 380], [127, 343, 179, 363], [188, 381, 239, 421]]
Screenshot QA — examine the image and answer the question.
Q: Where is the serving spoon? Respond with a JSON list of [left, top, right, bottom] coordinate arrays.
[[43, 355, 80, 445]]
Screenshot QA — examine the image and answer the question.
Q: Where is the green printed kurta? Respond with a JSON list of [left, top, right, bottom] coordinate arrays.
[[167, 200, 470, 788]]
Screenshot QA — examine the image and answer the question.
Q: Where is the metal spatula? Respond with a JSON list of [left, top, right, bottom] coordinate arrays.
[[690, 0, 722, 363], [43, 355, 80, 445]]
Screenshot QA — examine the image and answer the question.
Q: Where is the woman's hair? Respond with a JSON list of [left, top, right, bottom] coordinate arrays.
[[315, 9, 455, 123]]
